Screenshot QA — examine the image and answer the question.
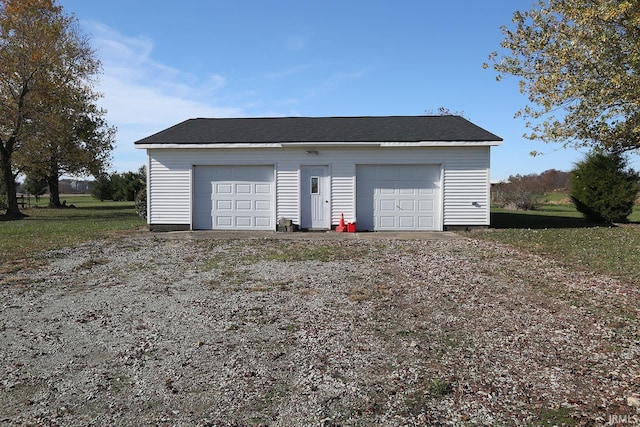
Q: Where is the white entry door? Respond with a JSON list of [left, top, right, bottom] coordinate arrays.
[[300, 166, 331, 229]]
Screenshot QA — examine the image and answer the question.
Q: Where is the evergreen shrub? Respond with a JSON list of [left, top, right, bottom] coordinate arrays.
[[569, 151, 640, 223]]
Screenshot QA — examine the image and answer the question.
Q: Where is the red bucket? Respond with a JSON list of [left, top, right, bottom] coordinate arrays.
[[347, 222, 356, 233]]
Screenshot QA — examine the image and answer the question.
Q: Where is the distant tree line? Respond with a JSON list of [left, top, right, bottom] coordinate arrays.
[[21, 177, 92, 196], [494, 152, 640, 224], [90, 167, 146, 203], [0, 168, 144, 212], [492, 169, 570, 210]]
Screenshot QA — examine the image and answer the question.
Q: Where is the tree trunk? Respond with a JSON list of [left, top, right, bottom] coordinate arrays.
[[0, 144, 23, 218], [47, 174, 62, 208]]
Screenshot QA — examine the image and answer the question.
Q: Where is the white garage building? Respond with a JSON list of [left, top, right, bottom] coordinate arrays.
[[134, 116, 502, 232]]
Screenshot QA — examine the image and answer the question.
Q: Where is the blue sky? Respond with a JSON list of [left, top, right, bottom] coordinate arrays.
[[56, 0, 625, 180]]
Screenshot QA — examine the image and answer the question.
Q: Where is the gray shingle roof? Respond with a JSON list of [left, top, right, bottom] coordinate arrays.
[[134, 115, 502, 145]]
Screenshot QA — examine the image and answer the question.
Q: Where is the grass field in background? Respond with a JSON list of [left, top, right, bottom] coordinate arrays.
[[2, 193, 640, 287], [0, 195, 146, 265], [470, 199, 640, 286]]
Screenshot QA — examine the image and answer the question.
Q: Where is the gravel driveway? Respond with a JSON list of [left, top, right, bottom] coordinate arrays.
[[0, 233, 639, 426]]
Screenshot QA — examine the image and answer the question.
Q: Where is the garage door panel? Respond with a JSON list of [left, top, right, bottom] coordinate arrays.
[[193, 165, 274, 230], [236, 200, 252, 210], [399, 188, 416, 195], [398, 216, 416, 228], [398, 199, 415, 211], [216, 217, 232, 227], [379, 200, 396, 211], [236, 217, 252, 227], [419, 200, 434, 211], [255, 200, 271, 210], [255, 217, 271, 227], [216, 184, 232, 194], [419, 217, 434, 228], [255, 184, 270, 194], [356, 165, 441, 231], [379, 216, 396, 228], [236, 184, 251, 194], [216, 200, 232, 210]]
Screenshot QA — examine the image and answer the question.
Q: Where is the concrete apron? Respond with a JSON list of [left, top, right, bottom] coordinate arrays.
[[150, 230, 463, 241]]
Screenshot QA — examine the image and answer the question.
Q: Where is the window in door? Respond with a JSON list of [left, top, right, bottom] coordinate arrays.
[[310, 176, 319, 194]]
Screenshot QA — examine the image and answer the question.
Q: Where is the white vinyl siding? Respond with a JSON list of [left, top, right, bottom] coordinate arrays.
[[275, 163, 299, 223], [145, 145, 492, 229], [148, 156, 191, 225], [442, 148, 491, 226], [330, 161, 355, 225]]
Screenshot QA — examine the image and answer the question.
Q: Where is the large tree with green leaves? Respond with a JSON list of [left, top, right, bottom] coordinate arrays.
[[22, 173, 47, 199], [17, 84, 115, 208], [0, 0, 112, 215], [487, 1, 640, 153]]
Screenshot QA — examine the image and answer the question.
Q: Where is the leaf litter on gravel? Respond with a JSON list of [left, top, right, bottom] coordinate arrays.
[[0, 236, 638, 426]]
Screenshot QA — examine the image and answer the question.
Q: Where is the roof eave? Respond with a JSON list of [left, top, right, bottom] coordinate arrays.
[[135, 142, 284, 149], [135, 140, 503, 149], [379, 140, 503, 147]]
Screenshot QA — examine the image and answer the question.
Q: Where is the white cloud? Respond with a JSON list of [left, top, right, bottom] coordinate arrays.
[[99, 74, 238, 127], [72, 22, 370, 173], [81, 22, 244, 172]]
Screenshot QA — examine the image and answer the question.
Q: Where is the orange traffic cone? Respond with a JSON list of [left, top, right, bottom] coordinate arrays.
[[336, 213, 346, 232]]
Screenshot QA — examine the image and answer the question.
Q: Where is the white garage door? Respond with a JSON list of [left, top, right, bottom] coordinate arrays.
[[193, 165, 274, 230], [356, 165, 441, 231]]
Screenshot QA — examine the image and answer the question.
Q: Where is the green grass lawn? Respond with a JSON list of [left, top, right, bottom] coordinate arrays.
[[471, 200, 640, 286], [0, 194, 146, 265], [3, 193, 639, 288]]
